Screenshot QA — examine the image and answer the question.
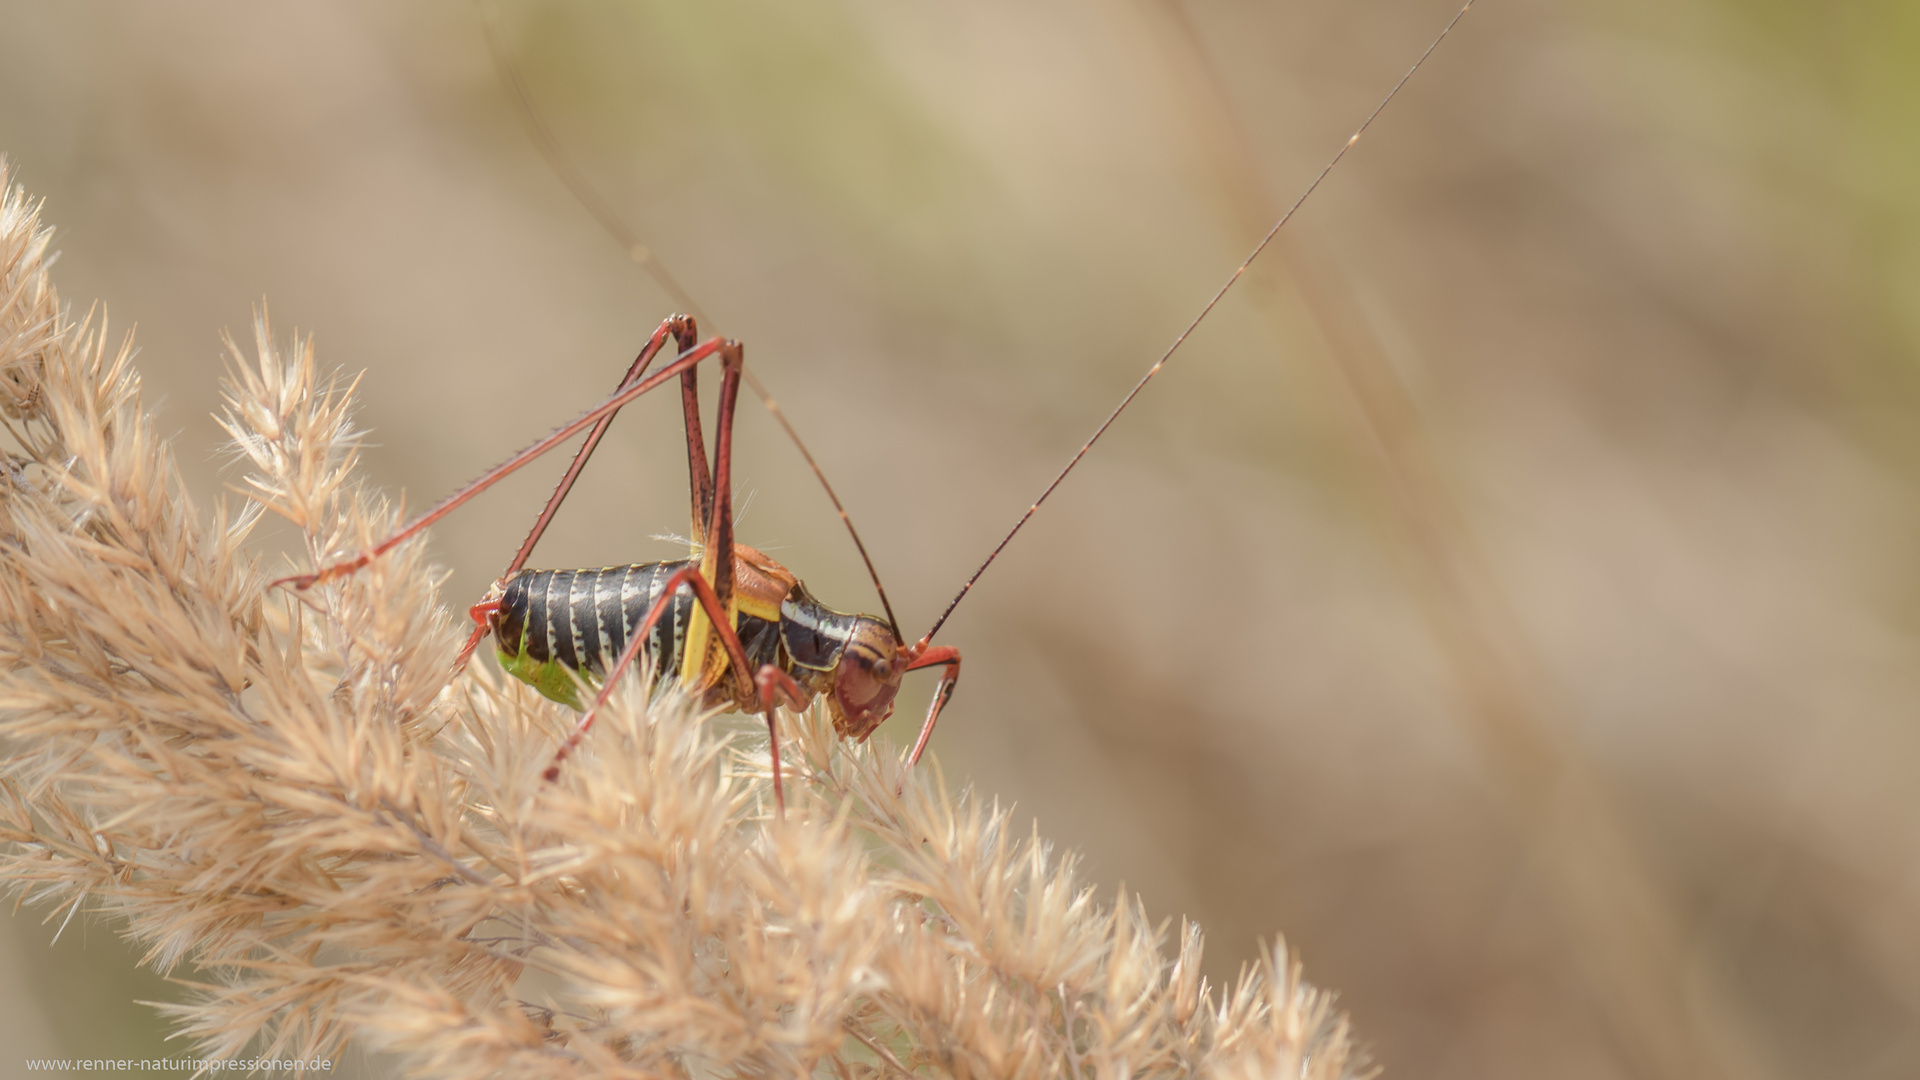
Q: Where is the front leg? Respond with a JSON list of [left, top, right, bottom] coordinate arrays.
[[902, 643, 961, 767]]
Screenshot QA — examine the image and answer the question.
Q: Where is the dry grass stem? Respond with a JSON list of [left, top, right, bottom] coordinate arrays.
[[0, 161, 1365, 1079]]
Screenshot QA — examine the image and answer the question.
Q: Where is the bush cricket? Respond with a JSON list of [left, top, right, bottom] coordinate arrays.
[[274, 1, 1475, 816]]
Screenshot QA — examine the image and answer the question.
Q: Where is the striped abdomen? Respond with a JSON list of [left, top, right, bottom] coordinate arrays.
[[492, 561, 784, 707]]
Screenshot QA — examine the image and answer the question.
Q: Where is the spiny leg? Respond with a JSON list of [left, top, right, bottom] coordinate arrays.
[[271, 335, 732, 588], [671, 350, 805, 812], [903, 644, 961, 766], [544, 562, 802, 816], [507, 316, 698, 581], [677, 343, 747, 696], [680, 362, 713, 550], [455, 316, 700, 669]]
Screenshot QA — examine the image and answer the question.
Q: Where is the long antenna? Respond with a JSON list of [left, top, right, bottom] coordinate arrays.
[[920, 0, 1476, 645], [474, 2, 904, 642]]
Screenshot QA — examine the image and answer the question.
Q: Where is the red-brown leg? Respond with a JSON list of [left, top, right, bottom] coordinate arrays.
[[680, 365, 713, 549], [902, 643, 961, 767], [455, 597, 504, 670], [544, 563, 796, 816], [756, 665, 808, 711], [678, 343, 747, 693], [705, 346, 744, 619], [271, 335, 733, 592], [501, 316, 697, 585], [755, 665, 811, 812], [449, 317, 696, 675]]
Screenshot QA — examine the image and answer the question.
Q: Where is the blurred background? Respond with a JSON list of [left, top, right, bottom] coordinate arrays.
[[2, 0, 1918, 1077]]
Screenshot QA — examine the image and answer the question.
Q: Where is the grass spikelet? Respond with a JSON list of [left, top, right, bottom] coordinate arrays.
[[0, 160, 1367, 1079]]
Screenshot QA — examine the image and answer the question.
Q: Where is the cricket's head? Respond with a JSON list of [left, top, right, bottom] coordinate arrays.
[[823, 615, 905, 741], [779, 589, 906, 740]]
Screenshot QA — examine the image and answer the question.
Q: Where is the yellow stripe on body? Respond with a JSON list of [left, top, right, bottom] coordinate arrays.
[[678, 543, 737, 691]]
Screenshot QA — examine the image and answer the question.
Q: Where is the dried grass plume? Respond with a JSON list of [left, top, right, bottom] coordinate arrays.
[[0, 160, 1366, 1079]]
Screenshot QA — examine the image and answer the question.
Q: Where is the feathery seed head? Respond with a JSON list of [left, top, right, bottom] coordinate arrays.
[[0, 160, 1365, 1079]]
